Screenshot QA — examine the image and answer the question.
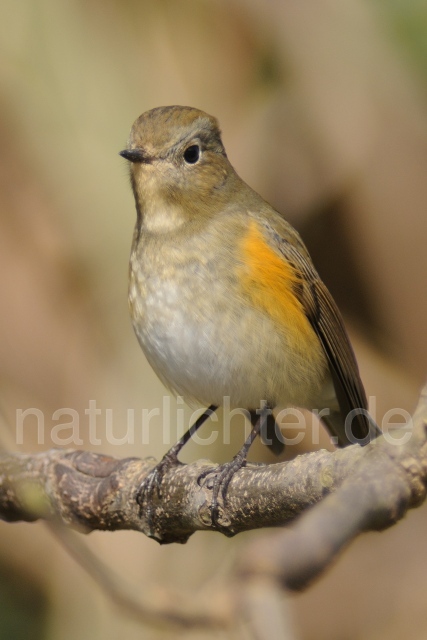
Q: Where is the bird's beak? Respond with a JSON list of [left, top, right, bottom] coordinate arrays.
[[119, 148, 152, 163]]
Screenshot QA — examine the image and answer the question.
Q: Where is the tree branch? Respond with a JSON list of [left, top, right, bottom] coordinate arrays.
[[0, 442, 372, 541], [1, 384, 426, 626]]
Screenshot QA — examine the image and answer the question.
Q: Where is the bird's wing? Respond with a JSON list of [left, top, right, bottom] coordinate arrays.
[[261, 220, 372, 443]]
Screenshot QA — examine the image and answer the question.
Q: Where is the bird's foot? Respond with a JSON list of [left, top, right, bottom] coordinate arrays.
[[137, 451, 181, 538], [198, 450, 247, 533]]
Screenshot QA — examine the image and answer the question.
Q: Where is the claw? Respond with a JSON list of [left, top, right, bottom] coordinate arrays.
[[197, 453, 247, 528], [196, 410, 267, 529], [137, 453, 180, 533], [136, 406, 219, 536]]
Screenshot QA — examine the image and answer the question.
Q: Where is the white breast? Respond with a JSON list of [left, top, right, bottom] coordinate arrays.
[[129, 240, 328, 412]]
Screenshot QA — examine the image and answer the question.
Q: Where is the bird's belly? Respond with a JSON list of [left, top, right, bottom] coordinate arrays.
[[129, 260, 328, 411]]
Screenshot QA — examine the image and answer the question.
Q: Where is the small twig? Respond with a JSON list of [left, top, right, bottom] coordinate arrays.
[[47, 522, 230, 630], [238, 385, 427, 590]]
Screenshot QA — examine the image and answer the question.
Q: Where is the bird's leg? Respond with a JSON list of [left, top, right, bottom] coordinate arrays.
[[137, 405, 218, 523], [198, 406, 269, 529]]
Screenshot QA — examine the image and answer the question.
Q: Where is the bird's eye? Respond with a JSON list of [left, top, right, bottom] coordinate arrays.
[[183, 144, 200, 164]]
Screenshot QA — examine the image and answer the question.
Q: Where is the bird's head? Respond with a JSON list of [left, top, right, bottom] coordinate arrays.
[[120, 106, 236, 232]]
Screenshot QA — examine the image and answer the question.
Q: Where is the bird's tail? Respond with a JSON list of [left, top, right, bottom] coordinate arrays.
[[259, 413, 286, 455], [322, 410, 381, 447]]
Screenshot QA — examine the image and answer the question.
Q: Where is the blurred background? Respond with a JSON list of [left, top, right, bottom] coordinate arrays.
[[1, 0, 427, 638]]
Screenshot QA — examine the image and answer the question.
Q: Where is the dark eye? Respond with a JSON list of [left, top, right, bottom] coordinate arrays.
[[183, 144, 200, 164]]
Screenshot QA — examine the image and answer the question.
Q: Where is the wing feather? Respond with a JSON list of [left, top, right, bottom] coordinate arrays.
[[262, 221, 373, 443]]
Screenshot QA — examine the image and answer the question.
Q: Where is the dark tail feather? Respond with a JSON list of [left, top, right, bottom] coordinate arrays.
[[257, 412, 285, 456], [322, 410, 381, 447]]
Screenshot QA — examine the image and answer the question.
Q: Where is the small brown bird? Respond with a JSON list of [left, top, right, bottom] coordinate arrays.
[[120, 105, 379, 531]]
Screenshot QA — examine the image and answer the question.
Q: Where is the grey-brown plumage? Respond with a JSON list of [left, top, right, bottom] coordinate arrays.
[[120, 105, 379, 529]]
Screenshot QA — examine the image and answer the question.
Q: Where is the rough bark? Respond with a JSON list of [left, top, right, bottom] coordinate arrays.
[[1, 385, 426, 604]]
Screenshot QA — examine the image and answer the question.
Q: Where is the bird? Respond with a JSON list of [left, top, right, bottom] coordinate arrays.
[[120, 105, 379, 532]]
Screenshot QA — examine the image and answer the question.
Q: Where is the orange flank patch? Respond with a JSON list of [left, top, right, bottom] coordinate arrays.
[[238, 221, 317, 351]]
